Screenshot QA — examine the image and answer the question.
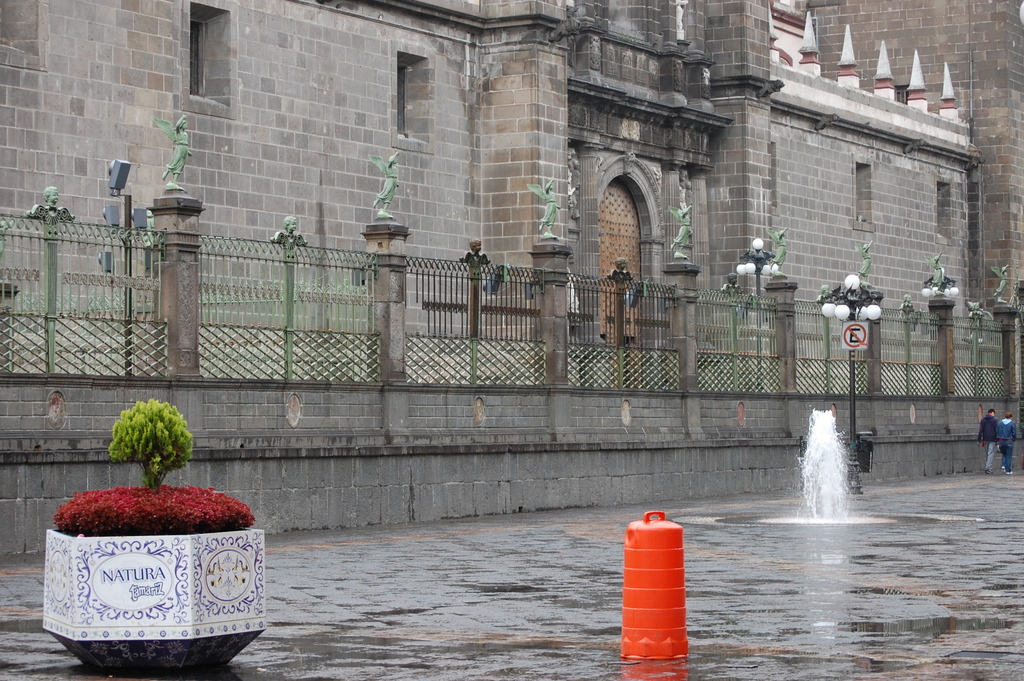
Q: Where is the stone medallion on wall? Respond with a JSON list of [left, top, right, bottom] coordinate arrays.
[[286, 393, 302, 429], [473, 397, 485, 426], [47, 391, 66, 430]]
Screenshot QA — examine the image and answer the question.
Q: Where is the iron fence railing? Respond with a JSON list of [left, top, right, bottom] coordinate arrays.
[[697, 289, 778, 392], [879, 307, 940, 395], [406, 257, 544, 385], [953, 314, 1004, 396], [0, 213, 167, 376], [567, 272, 679, 389], [199, 235, 378, 381]]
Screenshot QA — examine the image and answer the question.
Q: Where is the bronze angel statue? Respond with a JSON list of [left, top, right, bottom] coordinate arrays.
[[767, 227, 788, 272], [527, 180, 559, 239], [369, 152, 400, 220], [991, 264, 1009, 303], [153, 115, 192, 191], [856, 241, 873, 281], [925, 254, 944, 288], [668, 204, 691, 259]]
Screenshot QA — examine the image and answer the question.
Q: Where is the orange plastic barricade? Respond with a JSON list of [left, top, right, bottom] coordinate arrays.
[[621, 510, 688, 659]]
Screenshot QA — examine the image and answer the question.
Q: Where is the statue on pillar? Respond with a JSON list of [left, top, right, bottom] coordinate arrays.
[[26, 186, 75, 231], [153, 115, 192, 192], [370, 152, 400, 220], [767, 227, 788, 275], [460, 239, 489, 268], [668, 204, 692, 260], [991, 264, 1009, 304], [528, 179, 559, 239], [857, 241, 873, 282]]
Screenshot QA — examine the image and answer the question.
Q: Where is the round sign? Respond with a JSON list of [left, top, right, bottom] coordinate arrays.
[[841, 321, 869, 350]]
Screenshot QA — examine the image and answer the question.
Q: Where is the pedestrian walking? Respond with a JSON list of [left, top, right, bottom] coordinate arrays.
[[997, 411, 1017, 475], [978, 408, 999, 474]]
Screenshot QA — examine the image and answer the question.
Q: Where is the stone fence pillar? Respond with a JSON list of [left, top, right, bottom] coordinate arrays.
[[151, 192, 203, 376], [867, 314, 883, 395], [530, 240, 572, 386], [763, 276, 797, 392], [663, 261, 700, 391], [993, 302, 1018, 398], [363, 220, 410, 432], [929, 296, 956, 395]]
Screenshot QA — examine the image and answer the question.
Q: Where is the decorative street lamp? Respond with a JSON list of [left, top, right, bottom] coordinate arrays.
[[819, 272, 884, 494], [920, 272, 959, 298], [736, 238, 777, 388], [736, 238, 778, 296]]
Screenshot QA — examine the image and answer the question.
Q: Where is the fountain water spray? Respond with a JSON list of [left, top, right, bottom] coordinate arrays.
[[801, 410, 849, 522]]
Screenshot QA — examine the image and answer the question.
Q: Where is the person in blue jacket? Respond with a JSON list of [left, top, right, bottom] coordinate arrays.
[[996, 411, 1017, 475], [978, 409, 999, 474]]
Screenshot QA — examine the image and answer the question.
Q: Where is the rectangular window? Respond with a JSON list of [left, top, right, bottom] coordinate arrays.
[[189, 20, 205, 97], [186, 3, 234, 118], [937, 181, 952, 241], [397, 64, 408, 136], [395, 52, 431, 148], [855, 163, 872, 230]]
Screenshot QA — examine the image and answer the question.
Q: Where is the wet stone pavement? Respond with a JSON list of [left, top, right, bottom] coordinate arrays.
[[2, 474, 1024, 680]]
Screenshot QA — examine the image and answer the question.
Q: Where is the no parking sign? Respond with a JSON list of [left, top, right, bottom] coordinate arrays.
[[841, 321, 869, 351]]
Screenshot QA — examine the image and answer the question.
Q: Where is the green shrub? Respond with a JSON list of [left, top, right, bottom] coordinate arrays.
[[108, 399, 193, 490]]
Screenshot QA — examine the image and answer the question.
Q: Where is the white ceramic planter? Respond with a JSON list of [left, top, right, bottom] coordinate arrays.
[[43, 528, 265, 668]]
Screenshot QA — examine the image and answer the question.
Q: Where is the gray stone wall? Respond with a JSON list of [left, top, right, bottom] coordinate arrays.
[[0, 368, 1007, 554], [1, 425, 986, 555]]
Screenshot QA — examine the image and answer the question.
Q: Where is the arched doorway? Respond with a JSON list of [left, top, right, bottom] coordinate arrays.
[[598, 179, 642, 277], [597, 179, 643, 346]]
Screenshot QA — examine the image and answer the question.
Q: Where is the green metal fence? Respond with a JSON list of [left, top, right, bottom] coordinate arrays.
[[794, 300, 857, 394], [952, 314, 1003, 396], [0, 213, 167, 376], [879, 307, 940, 395], [567, 272, 679, 390], [199, 235, 378, 381], [696, 289, 779, 392], [405, 257, 545, 385]]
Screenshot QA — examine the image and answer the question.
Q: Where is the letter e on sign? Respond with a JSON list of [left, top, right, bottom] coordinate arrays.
[[842, 321, 869, 351]]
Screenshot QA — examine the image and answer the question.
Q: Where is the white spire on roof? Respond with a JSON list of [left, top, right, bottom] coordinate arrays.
[[839, 25, 856, 67], [798, 12, 821, 75], [907, 50, 928, 111], [873, 41, 894, 100], [941, 63, 954, 100], [875, 41, 892, 80], [940, 62, 959, 119], [799, 12, 818, 55], [837, 25, 860, 88], [909, 50, 926, 91]]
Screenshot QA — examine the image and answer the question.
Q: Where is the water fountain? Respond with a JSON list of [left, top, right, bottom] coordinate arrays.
[[800, 409, 850, 522], [682, 409, 980, 527]]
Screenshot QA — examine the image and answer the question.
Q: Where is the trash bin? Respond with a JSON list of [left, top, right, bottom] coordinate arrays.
[[854, 432, 873, 473]]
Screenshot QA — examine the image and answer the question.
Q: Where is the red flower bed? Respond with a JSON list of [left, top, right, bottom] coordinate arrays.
[[53, 486, 255, 537]]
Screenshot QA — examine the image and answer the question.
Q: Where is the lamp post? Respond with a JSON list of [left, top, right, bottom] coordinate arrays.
[[736, 238, 777, 296], [819, 273, 884, 494], [736, 239, 778, 389], [919, 272, 959, 300]]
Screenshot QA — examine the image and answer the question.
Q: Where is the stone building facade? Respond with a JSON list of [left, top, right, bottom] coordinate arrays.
[[804, 0, 1024, 303], [0, 0, 991, 307]]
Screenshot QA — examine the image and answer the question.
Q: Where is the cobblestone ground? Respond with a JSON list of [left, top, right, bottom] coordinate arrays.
[[2, 474, 1023, 680]]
